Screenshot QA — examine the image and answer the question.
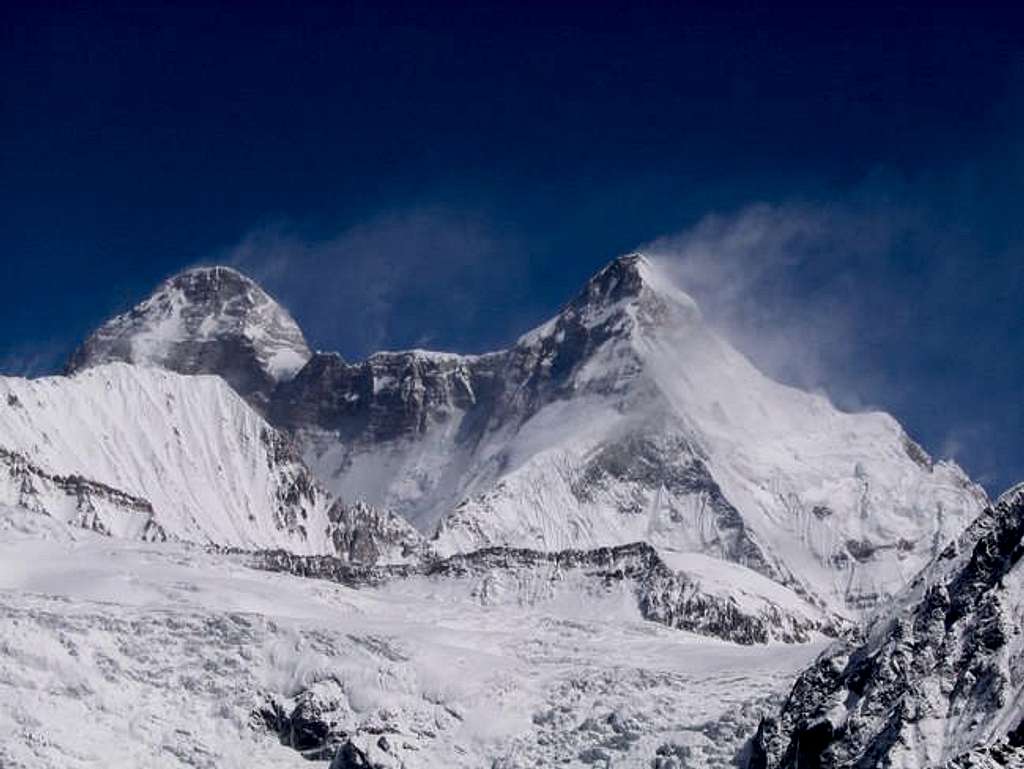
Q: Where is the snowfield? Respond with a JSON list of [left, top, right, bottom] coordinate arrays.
[[0, 364, 331, 552], [0, 505, 826, 768]]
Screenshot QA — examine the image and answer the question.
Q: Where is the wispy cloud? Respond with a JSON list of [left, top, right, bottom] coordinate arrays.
[[223, 208, 527, 359], [641, 188, 1021, 495], [645, 201, 915, 408]]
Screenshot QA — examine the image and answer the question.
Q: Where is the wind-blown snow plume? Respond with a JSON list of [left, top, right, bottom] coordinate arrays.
[[644, 202, 909, 405]]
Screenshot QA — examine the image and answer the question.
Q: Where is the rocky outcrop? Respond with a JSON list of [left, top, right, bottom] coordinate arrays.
[[748, 484, 1024, 768], [327, 500, 427, 565], [67, 266, 311, 408], [271, 350, 497, 442], [250, 541, 845, 645], [572, 432, 775, 577], [255, 679, 425, 768]]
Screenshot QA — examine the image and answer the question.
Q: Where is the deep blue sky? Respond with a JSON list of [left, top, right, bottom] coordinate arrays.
[[1, 2, 1022, 494]]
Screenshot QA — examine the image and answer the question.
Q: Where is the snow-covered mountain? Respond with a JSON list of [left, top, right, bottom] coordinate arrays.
[[0, 363, 330, 551], [749, 484, 1024, 768], [67, 265, 311, 408], [56, 255, 987, 614], [262, 254, 986, 613], [0, 251, 1006, 768], [0, 361, 829, 646]]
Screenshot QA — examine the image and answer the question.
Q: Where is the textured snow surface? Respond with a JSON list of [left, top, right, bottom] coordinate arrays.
[[0, 505, 826, 768], [0, 364, 331, 551]]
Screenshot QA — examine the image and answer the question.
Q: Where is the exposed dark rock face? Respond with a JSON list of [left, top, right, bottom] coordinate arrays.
[[249, 541, 846, 645], [748, 484, 1024, 769], [811, 505, 834, 520], [66, 266, 311, 409], [329, 741, 378, 768], [255, 679, 407, 768], [902, 434, 935, 471], [255, 680, 350, 761], [270, 350, 498, 443], [946, 737, 1024, 768], [327, 500, 426, 565], [481, 253, 671, 422], [243, 548, 415, 587], [256, 427, 324, 540]]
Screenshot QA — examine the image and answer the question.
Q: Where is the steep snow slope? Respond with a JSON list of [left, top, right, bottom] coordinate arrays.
[[749, 484, 1024, 769], [0, 364, 331, 552], [67, 265, 311, 407], [0, 504, 826, 769], [268, 254, 985, 613]]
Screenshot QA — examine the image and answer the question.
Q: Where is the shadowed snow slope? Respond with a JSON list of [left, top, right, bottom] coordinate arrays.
[[0, 364, 331, 552], [0, 504, 826, 769]]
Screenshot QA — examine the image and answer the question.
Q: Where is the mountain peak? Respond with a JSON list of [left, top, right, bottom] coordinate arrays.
[[562, 251, 701, 327], [575, 252, 649, 305], [166, 264, 255, 288], [67, 264, 311, 406]]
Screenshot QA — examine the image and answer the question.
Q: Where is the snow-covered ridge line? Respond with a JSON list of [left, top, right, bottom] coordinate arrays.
[[246, 540, 849, 645], [0, 363, 333, 552]]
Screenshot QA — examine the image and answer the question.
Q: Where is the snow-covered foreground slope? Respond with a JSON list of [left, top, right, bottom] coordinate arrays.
[[0, 364, 331, 552], [0, 505, 826, 769], [750, 484, 1024, 769], [265, 255, 985, 613]]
